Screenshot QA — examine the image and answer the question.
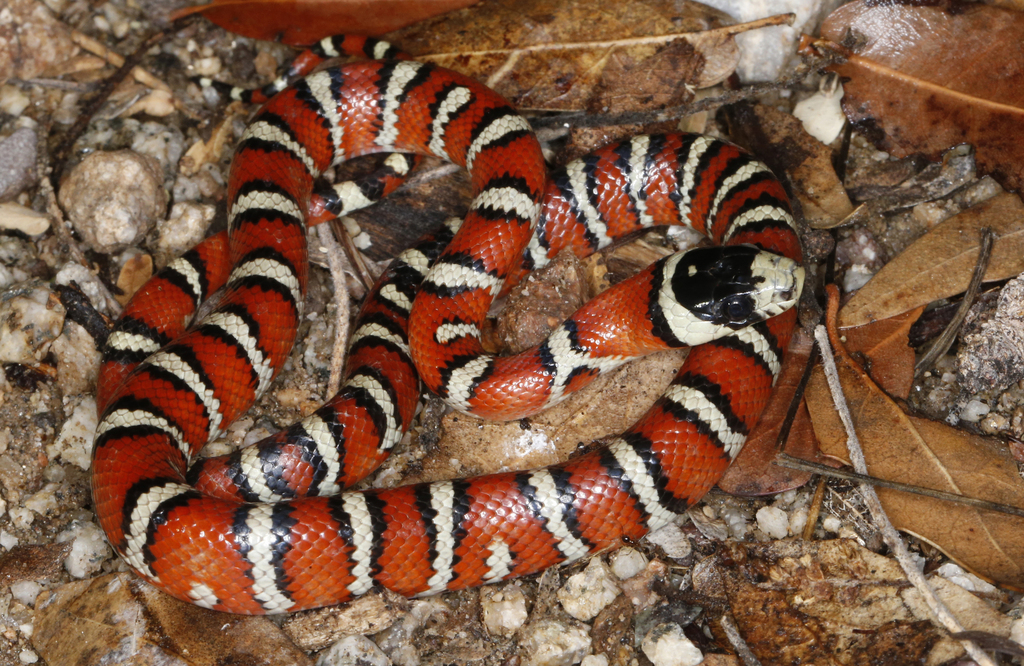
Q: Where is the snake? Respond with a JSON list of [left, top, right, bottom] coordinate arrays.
[[92, 37, 804, 614]]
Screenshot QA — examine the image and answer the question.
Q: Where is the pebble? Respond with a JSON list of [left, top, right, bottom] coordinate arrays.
[[52, 320, 102, 396], [822, 515, 842, 534], [521, 619, 592, 666], [1011, 617, 1024, 647], [793, 79, 845, 145], [0, 128, 38, 201], [580, 656, 607, 666], [1, 529, 19, 550], [557, 558, 620, 621], [959, 399, 991, 423], [0, 202, 50, 236], [756, 506, 790, 539], [480, 585, 529, 637], [646, 522, 692, 560], [19, 650, 38, 664], [23, 483, 60, 518], [609, 547, 648, 581], [316, 635, 391, 666], [57, 521, 112, 579], [935, 562, 999, 595], [48, 397, 97, 470], [58, 150, 167, 253], [10, 581, 42, 607], [640, 623, 703, 666], [155, 202, 215, 266], [55, 262, 112, 315], [0, 282, 65, 364]]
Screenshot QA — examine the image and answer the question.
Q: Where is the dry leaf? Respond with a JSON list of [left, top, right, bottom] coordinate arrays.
[[839, 306, 923, 400], [388, 0, 758, 113], [114, 253, 153, 306], [692, 539, 1012, 666], [838, 192, 1024, 327], [817, 0, 1024, 191], [806, 297, 1024, 589], [34, 573, 312, 666], [724, 103, 853, 229], [718, 329, 822, 496], [172, 0, 480, 45]]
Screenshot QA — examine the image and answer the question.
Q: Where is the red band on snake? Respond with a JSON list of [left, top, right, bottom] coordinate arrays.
[[94, 51, 803, 614]]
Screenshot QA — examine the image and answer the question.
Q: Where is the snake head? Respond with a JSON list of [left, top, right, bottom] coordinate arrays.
[[656, 245, 804, 347]]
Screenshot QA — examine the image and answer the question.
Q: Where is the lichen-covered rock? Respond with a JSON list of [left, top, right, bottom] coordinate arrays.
[[58, 150, 167, 253]]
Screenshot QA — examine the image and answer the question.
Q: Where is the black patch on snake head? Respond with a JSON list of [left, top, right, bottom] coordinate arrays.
[[670, 245, 765, 329]]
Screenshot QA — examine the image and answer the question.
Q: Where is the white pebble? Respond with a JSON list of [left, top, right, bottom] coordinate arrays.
[[1011, 617, 1024, 646], [641, 623, 702, 666], [317, 635, 391, 666], [935, 562, 998, 595], [557, 558, 619, 621], [0, 283, 65, 364], [481, 585, 529, 637], [23, 483, 60, 518], [580, 656, 607, 666], [788, 507, 808, 536], [756, 506, 789, 540], [821, 516, 841, 533], [57, 521, 112, 579], [646, 523, 692, 559], [609, 547, 647, 580], [48, 397, 97, 470], [19, 650, 38, 664], [0, 528, 19, 550], [960, 400, 991, 423], [10, 581, 42, 606], [521, 620, 591, 666]]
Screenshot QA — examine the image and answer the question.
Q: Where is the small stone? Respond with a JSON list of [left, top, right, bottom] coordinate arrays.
[[51, 321, 102, 396], [646, 522, 692, 559], [0, 202, 49, 236], [935, 562, 998, 595], [19, 649, 38, 664], [0, 282, 65, 364], [756, 506, 789, 539], [640, 623, 702, 666], [48, 397, 97, 470], [558, 558, 620, 621], [580, 656, 608, 666], [788, 507, 808, 536], [960, 399, 991, 423], [481, 585, 529, 637], [57, 521, 112, 579], [10, 580, 42, 606], [316, 635, 391, 666], [155, 202, 214, 267], [0, 128, 38, 201], [58, 150, 167, 253], [521, 619, 591, 666], [980, 411, 1009, 435], [1011, 617, 1024, 647], [609, 547, 647, 580], [822, 516, 842, 534], [23, 483, 60, 518]]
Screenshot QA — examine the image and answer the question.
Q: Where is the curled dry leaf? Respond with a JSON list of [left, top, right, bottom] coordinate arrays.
[[34, 573, 313, 666], [718, 328, 822, 496], [838, 192, 1024, 328], [691, 539, 1012, 666], [172, 0, 480, 45], [806, 298, 1024, 590], [724, 103, 852, 230], [816, 0, 1024, 191], [388, 0, 770, 113]]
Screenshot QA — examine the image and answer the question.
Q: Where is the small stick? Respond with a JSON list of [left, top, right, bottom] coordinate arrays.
[[720, 615, 763, 666], [814, 306, 996, 666], [774, 453, 1024, 519], [315, 224, 352, 397], [801, 476, 827, 541], [914, 227, 994, 378]]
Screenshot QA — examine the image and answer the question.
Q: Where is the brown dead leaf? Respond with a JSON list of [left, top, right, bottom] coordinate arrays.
[[692, 539, 1011, 666], [114, 253, 153, 306], [817, 0, 1024, 191], [180, 108, 243, 176], [388, 0, 789, 113], [724, 103, 853, 229], [718, 329, 822, 496], [840, 306, 923, 400], [33, 573, 312, 666], [807, 295, 1024, 590], [838, 192, 1024, 327]]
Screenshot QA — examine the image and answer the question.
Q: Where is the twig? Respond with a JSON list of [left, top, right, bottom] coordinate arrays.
[[802, 476, 827, 541], [915, 227, 994, 379], [720, 614, 763, 666], [422, 14, 795, 60], [774, 453, 1024, 519], [529, 69, 813, 130], [315, 224, 352, 398], [69, 30, 171, 92], [330, 217, 376, 293], [813, 318, 996, 666]]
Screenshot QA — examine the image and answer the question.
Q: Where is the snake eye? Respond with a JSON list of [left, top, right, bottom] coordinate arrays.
[[722, 295, 754, 323]]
